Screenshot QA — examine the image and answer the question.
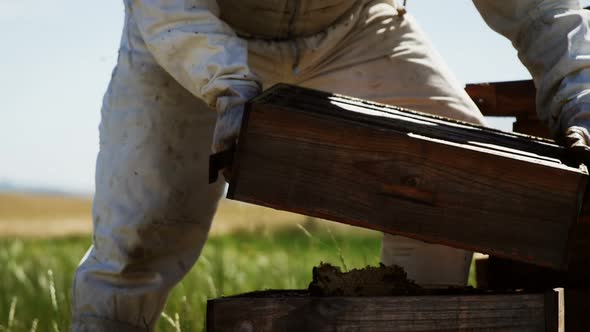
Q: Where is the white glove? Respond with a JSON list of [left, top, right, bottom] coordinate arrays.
[[212, 84, 260, 153], [561, 104, 590, 164]]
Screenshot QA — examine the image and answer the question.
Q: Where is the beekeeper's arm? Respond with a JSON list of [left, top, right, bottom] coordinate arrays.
[[128, 0, 260, 152], [473, 1, 590, 155]]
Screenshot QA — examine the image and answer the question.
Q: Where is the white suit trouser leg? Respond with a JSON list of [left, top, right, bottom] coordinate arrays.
[[72, 1, 484, 330], [71, 14, 225, 331]]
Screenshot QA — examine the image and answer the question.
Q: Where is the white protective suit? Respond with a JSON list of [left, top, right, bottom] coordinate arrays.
[[72, 0, 590, 330]]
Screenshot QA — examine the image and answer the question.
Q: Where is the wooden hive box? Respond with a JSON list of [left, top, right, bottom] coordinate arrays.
[[220, 84, 588, 271], [207, 290, 559, 332]]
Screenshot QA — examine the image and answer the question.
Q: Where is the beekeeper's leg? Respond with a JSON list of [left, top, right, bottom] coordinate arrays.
[[71, 15, 224, 331], [291, 0, 484, 287]]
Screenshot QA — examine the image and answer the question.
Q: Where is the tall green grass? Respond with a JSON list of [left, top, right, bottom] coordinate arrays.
[[0, 223, 382, 332]]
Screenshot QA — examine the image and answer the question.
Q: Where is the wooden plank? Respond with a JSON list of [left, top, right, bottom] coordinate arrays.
[[465, 80, 537, 118], [207, 290, 557, 332], [474, 257, 568, 289], [545, 291, 559, 332], [466, 80, 590, 283], [513, 117, 552, 139], [465, 80, 552, 139], [478, 188, 590, 287], [475, 255, 590, 289], [561, 288, 590, 332], [228, 84, 587, 270], [251, 84, 560, 157], [566, 183, 590, 282]]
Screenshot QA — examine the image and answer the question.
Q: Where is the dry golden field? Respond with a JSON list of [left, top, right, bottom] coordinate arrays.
[[0, 192, 373, 238]]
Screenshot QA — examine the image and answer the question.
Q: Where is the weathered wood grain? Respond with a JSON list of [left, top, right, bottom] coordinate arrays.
[[468, 175, 590, 289], [228, 84, 587, 270], [465, 80, 550, 138], [207, 290, 557, 332], [466, 81, 590, 285], [465, 80, 536, 118]]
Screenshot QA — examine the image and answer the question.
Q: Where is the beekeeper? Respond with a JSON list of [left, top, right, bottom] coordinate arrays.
[[72, 0, 590, 330]]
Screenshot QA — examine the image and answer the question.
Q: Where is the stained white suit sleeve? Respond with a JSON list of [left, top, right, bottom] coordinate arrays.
[[128, 0, 261, 151], [473, 0, 590, 140]]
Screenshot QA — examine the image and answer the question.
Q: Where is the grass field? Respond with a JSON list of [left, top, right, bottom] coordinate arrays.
[[0, 226, 382, 331], [0, 192, 385, 331], [0, 192, 475, 332]]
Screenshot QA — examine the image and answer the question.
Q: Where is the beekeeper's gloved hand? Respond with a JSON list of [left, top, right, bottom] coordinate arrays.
[[211, 86, 259, 182], [473, 1, 590, 165], [212, 85, 260, 153], [560, 106, 590, 166]]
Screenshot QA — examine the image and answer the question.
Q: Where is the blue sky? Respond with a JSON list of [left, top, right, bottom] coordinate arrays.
[[2, 1, 587, 194]]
